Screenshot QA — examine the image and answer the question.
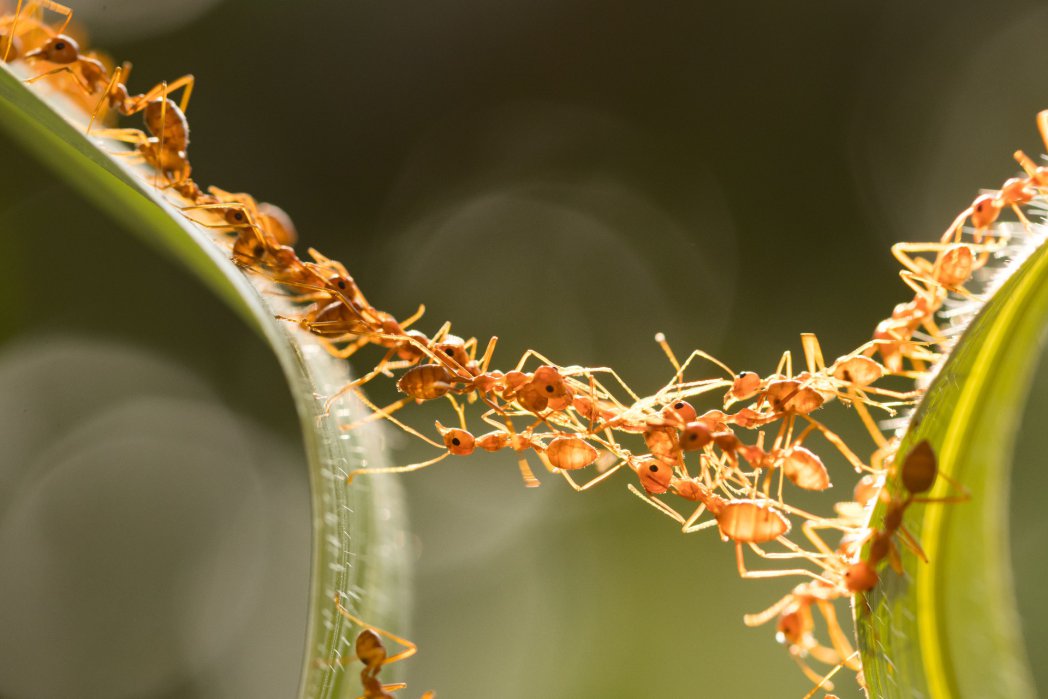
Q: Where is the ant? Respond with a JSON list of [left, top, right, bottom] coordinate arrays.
[[744, 579, 859, 690], [843, 440, 968, 594], [333, 596, 435, 699], [344, 405, 547, 488]]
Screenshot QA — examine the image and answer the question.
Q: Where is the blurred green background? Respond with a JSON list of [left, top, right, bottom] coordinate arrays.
[[2, 0, 1048, 697]]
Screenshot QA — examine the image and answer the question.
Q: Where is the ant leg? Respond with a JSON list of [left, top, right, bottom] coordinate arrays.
[[339, 388, 443, 448], [800, 332, 826, 374], [654, 334, 735, 395], [332, 595, 419, 666], [30, 0, 72, 34], [124, 73, 195, 114], [846, 387, 889, 448], [88, 63, 127, 133], [654, 331, 684, 375], [800, 519, 848, 558], [322, 349, 401, 413], [346, 451, 451, 484], [939, 207, 973, 244], [895, 525, 928, 563], [796, 416, 870, 473], [750, 537, 833, 569], [305, 246, 347, 274], [679, 500, 711, 532], [801, 650, 860, 699], [815, 600, 859, 668], [180, 201, 258, 228], [735, 543, 832, 584], [25, 65, 92, 92], [891, 242, 937, 279], [2, 0, 25, 63], [911, 468, 972, 504], [90, 126, 150, 146], [516, 456, 540, 488], [742, 592, 796, 627], [672, 348, 736, 382], [558, 459, 623, 492], [791, 647, 836, 689], [1038, 109, 1048, 154], [627, 483, 687, 525], [776, 349, 793, 378], [478, 335, 498, 374], [398, 304, 427, 330]]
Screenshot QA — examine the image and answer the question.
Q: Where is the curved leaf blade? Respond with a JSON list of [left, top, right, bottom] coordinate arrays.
[[858, 232, 1045, 698], [0, 62, 410, 698]]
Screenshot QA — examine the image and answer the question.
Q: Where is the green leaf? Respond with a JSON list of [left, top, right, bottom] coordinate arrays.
[[858, 234, 1045, 698], [0, 62, 410, 698]]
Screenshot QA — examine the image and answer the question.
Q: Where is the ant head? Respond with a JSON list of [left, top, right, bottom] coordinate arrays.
[[27, 34, 80, 64], [635, 458, 672, 494], [661, 399, 697, 426], [901, 440, 937, 495], [222, 206, 249, 226], [680, 421, 712, 452], [325, 273, 356, 296], [844, 560, 878, 593], [436, 336, 470, 367], [970, 193, 1001, 229], [730, 371, 762, 401], [775, 610, 805, 645], [436, 422, 476, 456], [231, 234, 268, 268], [532, 365, 570, 398]]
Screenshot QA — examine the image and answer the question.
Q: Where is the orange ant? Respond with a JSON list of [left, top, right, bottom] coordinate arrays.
[[333, 596, 435, 699], [744, 579, 859, 690], [344, 397, 546, 487], [83, 60, 201, 192], [843, 440, 968, 593], [181, 186, 298, 247]]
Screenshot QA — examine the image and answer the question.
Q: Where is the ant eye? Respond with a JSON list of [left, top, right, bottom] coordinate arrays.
[[253, 245, 264, 255], [648, 464, 659, 473], [545, 385, 554, 393], [451, 438, 461, 446], [675, 402, 685, 409], [337, 280, 347, 290], [234, 212, 244, 221], [54, 41, 66, 51]]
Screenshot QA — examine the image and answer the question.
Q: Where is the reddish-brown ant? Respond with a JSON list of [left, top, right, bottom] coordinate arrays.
[[333, 596, 435, 699]]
